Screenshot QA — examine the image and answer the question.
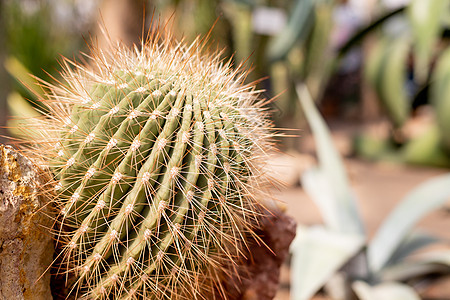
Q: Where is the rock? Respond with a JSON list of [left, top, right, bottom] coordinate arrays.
[[0, 145, 53, 300], [222, 207, 297, 300]]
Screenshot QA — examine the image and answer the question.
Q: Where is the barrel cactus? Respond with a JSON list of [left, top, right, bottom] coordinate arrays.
[[26, 30, 273, 299]]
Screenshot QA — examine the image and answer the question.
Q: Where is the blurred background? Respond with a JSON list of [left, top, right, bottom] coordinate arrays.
[[1, 0, 450, 299]]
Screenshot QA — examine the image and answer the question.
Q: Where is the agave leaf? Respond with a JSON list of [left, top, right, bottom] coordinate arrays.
[[337, 6, 406, 59], [6, 92, 41, 138], [303, 2, 334, 77], [368, 173, 450, 273], [290, 226, 365, 300], [223, 2, 253, 64], [302, 168, 342, 231], [297, 83, 364, 234], [381, 250, 450, 282], [352, 281, 420, 300], [365, 37, 410, 128], [304, 2, 335, 99], [364, 37, 381, 82], [402, 123, 450, 168], [352, 133, 391, 161], [228, 0, 256, 5], [385, 230, 439, 268], [430, 48, 450, 153], [408, 0, 447, 83], [7, 92, 39, 119], [4, 56, 45, 100], [267, 0, 315, 62]]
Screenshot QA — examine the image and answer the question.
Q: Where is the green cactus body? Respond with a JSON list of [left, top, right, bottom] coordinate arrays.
[[29, 33, 272, 299]]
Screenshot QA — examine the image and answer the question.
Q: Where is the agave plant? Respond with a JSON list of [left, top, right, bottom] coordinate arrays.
[[21, 25, 274, 299], [290, 84, 450, 300], [264, 0, 450, 167], [349, 0, 450, 167]]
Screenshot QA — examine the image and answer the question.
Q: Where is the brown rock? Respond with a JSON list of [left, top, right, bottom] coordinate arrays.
[[0, 145, 53, 300], [222, 207, 297, 300]]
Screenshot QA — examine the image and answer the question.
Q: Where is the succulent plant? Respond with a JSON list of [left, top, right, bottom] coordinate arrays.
[[24, 29, 273, 299]]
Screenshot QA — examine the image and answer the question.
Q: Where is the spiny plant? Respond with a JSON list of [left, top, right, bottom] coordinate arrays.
[[23, 26, 274, 299]]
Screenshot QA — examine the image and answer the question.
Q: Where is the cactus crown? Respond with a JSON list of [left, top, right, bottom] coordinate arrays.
[[26, 27, 273, 299]]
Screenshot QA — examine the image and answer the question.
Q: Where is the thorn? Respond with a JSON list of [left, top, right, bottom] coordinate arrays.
[[135, 86, 147, 94], [69, 125, 79, 134], [144, 229, 152, 240], [95, 199, 106, 211], [70, 192, 80, 203], [152, 89, 162, 97], [111, 171, 123, 184], [128, 109, 140, 120], [109, 106, 120, 115], [85, 167, 96, 179], [85, 132, 96, 143], [65, 157, 75, 168], [106, 138, 118, 150], [142, 172, 151, 183], [125, 204, 134, 216]]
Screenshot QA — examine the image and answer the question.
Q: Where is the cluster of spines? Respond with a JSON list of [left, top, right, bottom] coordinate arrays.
[[27, 31, 273, 300]]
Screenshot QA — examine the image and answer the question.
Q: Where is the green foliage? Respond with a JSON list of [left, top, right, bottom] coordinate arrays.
[[408, 0, 448, 83], [431, 48, 450, 153], [2, 1, 66, 96], [4, 56, 46, 112], [402, 124, 450, 167], [356, 0, 450, 165], [3, 0, 87, 139], [249, 0, 450, 166], [291, 84, 450, 300], [6, 92, 41, 138], [154, 0, 235, 60], [364, 37, 410, 128], [267, 0, 315, 63]]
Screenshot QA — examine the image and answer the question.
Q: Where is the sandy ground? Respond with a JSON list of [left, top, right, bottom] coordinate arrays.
[[268, 154, 450, 300]]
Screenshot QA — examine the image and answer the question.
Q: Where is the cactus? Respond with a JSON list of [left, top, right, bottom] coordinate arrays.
[[25, 29, 273, 299]]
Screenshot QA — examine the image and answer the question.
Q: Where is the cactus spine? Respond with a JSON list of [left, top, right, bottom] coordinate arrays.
[[27, 29, 273, 299]]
